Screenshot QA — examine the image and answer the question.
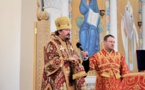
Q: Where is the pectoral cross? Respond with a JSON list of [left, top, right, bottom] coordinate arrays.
[[70, 46, 74, 51]]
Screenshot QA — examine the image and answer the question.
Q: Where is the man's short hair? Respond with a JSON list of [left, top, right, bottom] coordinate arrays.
[[104, 34, 114, 41]]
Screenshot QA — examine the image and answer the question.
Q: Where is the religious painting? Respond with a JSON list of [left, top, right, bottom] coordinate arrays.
[[71, 0, 106, 75], [35, 1, 107, 90], [117, 0, 140, 72]]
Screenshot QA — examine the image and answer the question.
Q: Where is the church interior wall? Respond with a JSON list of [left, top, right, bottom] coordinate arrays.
[[0, 0, 144, 90]]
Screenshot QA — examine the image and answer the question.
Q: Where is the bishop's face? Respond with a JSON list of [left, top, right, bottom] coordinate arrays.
[[58, 29, 71, 41]]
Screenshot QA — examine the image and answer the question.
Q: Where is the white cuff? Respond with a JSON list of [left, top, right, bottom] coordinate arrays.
[[84, 57, 88, 61]]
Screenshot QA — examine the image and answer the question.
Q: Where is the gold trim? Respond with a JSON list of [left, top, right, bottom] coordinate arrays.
[[34, 22, 37, 34], [123, 72, 145, 77], [44, 83, 52, 90], [73, 72, 87, 79], [116, 74, 121, 79], [98, 63, 120, 68], [46, 66, 61, 77], [62, 64, 73, 90], [101, 73, 110, 78], [33, 22, 37, 90]]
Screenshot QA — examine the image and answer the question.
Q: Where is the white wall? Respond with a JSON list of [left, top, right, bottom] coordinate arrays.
[[0, 0, 21, 90], [0, 0, 36, 90], [20, 0, 36, 90], [44, 0, 69, 32]]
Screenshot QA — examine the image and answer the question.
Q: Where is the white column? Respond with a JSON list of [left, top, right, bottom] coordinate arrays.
[[142, 0, 145, 49], [44, 0, 68, 33], [110, 0, 118, 51]]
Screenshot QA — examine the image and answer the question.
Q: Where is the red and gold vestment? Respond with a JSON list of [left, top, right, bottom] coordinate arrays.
[[42, 33, 87, 90], [90, 49, 130, 90]]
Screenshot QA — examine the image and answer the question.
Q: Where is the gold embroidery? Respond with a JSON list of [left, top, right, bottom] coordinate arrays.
[[73, 72, 87, 79], [115, 74, 121, 79], [60, 45, 65, 51], [101, 73, 110, 78], [133, 84, 141, 90]]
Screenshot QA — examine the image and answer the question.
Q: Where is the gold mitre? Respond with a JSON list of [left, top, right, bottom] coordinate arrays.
[[55, 16, 71, 30]]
